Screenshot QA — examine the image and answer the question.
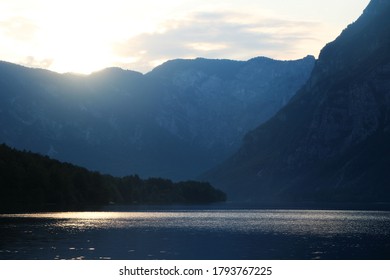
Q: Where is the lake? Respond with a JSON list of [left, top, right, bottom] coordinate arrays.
[[1, 207, 389, 260]]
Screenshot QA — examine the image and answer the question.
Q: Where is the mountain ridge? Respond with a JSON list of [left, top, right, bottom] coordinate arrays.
[[0, 55, 315, 180], [205, 0, 390, 204]]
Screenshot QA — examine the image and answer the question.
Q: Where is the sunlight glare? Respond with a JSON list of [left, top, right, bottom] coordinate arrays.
[[0, 0, 370, 74]]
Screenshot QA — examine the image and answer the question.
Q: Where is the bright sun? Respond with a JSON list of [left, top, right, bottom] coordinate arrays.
[[48, 37, 113, 75], [31, 0, 173, 74], [38, 2, 116, 74]]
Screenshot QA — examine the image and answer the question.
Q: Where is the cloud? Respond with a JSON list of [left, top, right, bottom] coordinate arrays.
[[0, 16, 38, 41], [113, 11, 323, 73], [0, 17, 54, 70], [21, 56, 54, 69]]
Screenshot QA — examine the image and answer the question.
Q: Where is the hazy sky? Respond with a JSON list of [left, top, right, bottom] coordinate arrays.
[[0, 0, 370, 74]]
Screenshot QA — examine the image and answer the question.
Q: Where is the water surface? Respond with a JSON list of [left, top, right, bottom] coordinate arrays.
[[1, 209, 389, 259]]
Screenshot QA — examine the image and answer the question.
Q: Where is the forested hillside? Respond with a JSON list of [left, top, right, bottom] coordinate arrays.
[[0, 144, 226, 213]]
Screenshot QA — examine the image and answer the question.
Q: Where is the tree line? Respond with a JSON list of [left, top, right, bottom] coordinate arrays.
[[0, 144, 226, 213]]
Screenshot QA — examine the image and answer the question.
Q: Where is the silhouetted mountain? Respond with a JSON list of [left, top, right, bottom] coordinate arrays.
[[206, 0, 390, 204], [0, 144, 226, 213], [0, 56, 314, 180]]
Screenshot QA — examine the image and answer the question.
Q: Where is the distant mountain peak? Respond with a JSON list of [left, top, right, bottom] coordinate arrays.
[[90, 67, 142, 76]]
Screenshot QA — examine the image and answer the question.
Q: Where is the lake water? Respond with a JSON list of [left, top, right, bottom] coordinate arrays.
[[1, 208, 389, 260]]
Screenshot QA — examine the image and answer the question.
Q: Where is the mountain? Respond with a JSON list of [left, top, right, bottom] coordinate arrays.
[[206, 0, 390, 204], [0, 56, 314, 180]]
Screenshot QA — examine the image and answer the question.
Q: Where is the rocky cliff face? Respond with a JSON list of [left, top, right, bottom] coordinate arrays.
[[0, 56, 314, 179], [148, 56, 315, 165], [206, 0, 390, 203]]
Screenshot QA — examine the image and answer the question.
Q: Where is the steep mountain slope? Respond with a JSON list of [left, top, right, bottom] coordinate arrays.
[[146, 57, 315, 167], [0, 56, 314, 179], [207, 0, 390, 203]]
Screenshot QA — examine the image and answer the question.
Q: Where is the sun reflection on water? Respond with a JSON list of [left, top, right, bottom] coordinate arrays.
[[1, 209, 390, 260], [1, 210, 390, 236]]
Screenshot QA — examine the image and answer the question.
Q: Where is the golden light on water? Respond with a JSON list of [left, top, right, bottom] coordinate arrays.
[[1, 210, 390, 260], [2, 210, 389, 236]]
